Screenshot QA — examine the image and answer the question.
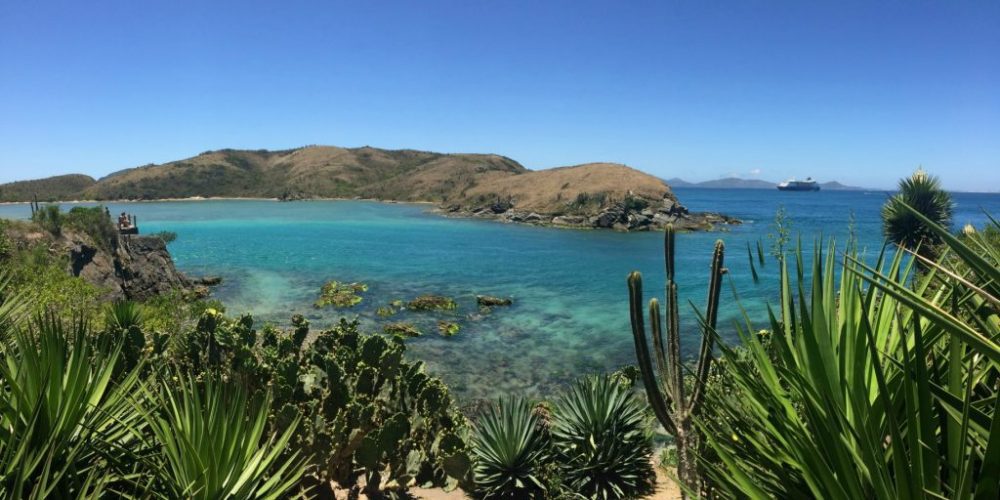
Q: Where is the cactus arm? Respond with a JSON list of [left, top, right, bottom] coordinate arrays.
[[649, 298, 671, 394], [665, 225, 676, 282], [690, 240, 726, 416], [667, 281, 685, 409], [628, 272, 677, 435]]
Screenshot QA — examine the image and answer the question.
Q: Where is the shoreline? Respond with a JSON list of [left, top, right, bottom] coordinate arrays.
[[1, 195, 738, 232]]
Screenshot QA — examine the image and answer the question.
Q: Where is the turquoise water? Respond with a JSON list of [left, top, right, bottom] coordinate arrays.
[[3, 189, 999, 401]]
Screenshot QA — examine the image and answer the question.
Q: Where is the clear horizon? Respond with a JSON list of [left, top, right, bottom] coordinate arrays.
[[1, 1, 998, 192]]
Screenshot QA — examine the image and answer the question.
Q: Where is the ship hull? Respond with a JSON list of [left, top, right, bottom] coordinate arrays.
[[777, 184, 820, 191]]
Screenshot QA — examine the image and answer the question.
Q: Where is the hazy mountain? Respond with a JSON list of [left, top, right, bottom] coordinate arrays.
[[664, 176, 867, 191]]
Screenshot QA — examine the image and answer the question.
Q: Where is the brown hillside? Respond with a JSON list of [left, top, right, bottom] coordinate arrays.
[[457, 163, 674, 213], [1, 147, 675, 217], [78, 146, 526, 201]]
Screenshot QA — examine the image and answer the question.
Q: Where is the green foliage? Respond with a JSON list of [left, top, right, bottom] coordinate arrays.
[[64, 205, 118, 250], [550, 376, 654, 499], [138, 375, 304, 499], [150, 230, 178, 243], [31, 203, 63, 235], [627, 224, 726, 492], [695, 207, 1000, 499], [767, 205, 791, 260], [407, 294, 458, 311], [621, 195, 650, 212], [314, 280, 368, 308], [173, 311, 469, 495], [0, 219, 11, 258], [6, 243, 103, 319], [0, 314, 145, 498], [882, 168, 954, 259], [471, 396, 550, 498]]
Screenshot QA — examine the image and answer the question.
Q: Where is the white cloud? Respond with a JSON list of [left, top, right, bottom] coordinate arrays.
[[748, 168, 762, 176]]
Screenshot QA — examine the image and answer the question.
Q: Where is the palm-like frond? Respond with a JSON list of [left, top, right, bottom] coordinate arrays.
[[882, 168, 955, 256], [696, 205, 999, 499], [0, 313, 145, 498], [471, 396, 549, 498], [137, 375, 303, 500], [551, 375, 654, 499]]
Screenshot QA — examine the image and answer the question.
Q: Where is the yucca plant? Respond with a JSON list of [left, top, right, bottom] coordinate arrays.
[[882, 168, 954, 259], [471, 396, 550, 499], [694, 204, 1000, 499], [550, 375, 654, 499], [137, 375, 304, 499], [105, 300, 144, 331], [0, 313, 145, 498]]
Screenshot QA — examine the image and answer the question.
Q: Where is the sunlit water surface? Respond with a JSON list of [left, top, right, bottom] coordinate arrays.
[[3, 189, 998, 401]]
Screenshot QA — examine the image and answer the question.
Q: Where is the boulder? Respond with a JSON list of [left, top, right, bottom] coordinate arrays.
[[552, 215, 587, 226]]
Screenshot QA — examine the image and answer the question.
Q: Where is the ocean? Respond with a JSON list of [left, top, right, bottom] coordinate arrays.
[[3, 188, 999, 401]]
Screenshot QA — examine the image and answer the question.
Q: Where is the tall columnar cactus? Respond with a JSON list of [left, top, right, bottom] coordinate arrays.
[[628, 225, 725, 494]]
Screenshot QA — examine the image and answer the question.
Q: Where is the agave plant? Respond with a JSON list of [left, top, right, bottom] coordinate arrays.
[[471, 396, 550, 498], [550, 375, 654, 499], [882, 168, 954, 259], [0, 313, 145, 498], [138, 375, 303, 499], [694, 204, 1000, 499]]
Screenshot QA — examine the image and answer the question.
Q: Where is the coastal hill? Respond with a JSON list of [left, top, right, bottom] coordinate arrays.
[[1, 145, 738, 231], [1, 146, 673, 209], [0, 174, 97, 202], [665, 176, 866, 190]]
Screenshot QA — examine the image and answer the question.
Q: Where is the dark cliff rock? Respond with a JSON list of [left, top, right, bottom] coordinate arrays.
[[114, 236, 193, 300], [16, 226, 206, 301]]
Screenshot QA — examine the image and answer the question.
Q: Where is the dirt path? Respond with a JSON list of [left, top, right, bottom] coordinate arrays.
[[334, 463, 681, 499]]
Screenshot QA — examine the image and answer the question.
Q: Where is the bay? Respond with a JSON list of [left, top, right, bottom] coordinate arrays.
[[3, 188, 998, 401]]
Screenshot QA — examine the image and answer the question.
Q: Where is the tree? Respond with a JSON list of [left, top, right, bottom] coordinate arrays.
[[881, 168, 954, 259]]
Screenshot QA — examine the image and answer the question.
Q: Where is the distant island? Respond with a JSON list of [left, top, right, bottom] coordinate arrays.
[[0, 145, 738, 232], [664, 177, 868, 191]]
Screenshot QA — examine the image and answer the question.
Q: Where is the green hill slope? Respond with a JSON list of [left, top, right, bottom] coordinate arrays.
[[0, 174, 97, 202]]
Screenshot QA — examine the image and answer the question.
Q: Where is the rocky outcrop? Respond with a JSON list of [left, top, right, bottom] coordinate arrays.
[[437, 195, 740, 232], [8, 223, 212, 301], [113, 236, 194, 300]]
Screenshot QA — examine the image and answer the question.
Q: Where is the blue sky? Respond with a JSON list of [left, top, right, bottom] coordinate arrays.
[[1, 1, 997, 191]]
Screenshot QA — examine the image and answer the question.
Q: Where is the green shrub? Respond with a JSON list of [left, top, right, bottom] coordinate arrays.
[[64, 206, 117, 250], [150, 230, 177, 243], [471, 396, 550, 498], [31, 204, 63, 235], [0, 219, 11, 258], [550, 375, 654, 499]]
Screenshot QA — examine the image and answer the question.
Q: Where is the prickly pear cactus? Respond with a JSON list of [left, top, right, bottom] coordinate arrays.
[[164, 309, 470, 496]]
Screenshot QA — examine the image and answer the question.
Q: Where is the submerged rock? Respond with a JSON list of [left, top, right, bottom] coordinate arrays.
[[384, 322, 422, 338], [407, 295, 458, 311], [437, 320, 461, 336], [314, 281, 368, 308], [476, 295, 513, 307]]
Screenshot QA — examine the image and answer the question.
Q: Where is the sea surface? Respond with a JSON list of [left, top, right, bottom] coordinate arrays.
[[3, 189, 999, 401]]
